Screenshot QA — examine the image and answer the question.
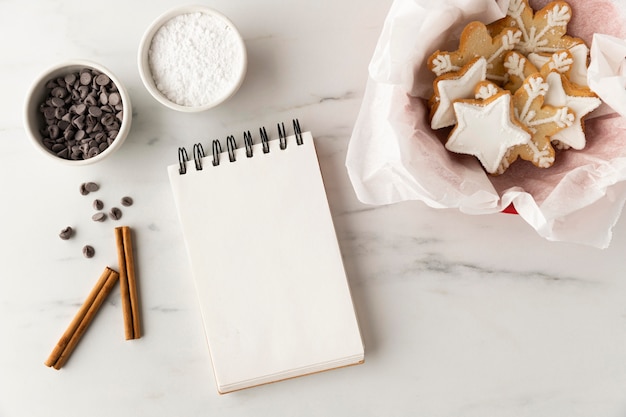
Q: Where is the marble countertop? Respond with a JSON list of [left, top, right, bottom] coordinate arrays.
[[2, 0, 626, 416]]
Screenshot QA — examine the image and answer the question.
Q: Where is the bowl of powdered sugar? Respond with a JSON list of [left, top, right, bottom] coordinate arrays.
[[138, 5, 247, 112]]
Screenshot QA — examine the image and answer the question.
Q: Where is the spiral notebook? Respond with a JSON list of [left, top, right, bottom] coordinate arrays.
[[168, 120, 364, 394]]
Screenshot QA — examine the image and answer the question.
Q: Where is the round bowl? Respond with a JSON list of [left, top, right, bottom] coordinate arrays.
[[24, 60, 132, 166], [138, 5, 247, 112]]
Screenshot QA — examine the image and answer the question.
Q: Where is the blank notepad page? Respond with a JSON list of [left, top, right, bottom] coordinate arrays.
[[168, 131, 363, 393]]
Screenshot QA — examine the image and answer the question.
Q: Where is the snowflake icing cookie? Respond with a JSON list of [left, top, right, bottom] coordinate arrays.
[[500, 74, 575, 173], [428, 21, 522, 83], [425, 0, 601, 175], [487, 0, 583, 55]]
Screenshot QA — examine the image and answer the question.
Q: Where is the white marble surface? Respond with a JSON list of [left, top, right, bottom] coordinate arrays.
[[2, 0, 626, 416]]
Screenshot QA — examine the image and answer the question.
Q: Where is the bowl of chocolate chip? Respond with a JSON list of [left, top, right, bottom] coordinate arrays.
[[24, 60, 132, 165]]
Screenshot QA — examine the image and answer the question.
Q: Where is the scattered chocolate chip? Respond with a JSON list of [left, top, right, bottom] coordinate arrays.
[[59, 226, 73, 240], [92, 212, 107, 222], [120, 196, 133, 207], [109, 207, 122, 220], [79, 182, 90, 195], [85, 182, 99, 192], [93, 199, 104, 210], [82, 245, 95, 258]]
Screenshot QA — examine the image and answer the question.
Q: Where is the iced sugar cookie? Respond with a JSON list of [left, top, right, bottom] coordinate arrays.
[[543, 71, 601, 149], [504, 49, 573, 92], [446, 85, 531, 174], [528, 42, 590, 87], [428, 21, 522, 83], [499, 74, 575, 172], [487, 0, 583, 55], [429, 57, 488, 130]]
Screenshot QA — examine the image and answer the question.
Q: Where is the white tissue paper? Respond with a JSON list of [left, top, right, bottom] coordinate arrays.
[[346, 0, 626, 248]]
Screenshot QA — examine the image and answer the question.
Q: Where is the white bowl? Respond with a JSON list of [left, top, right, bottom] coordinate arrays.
[[24, 60, 132, 166], [138, 5, 247, 112]]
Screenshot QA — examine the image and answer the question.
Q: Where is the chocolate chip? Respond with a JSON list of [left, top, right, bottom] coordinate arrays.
[[109, 207, 122, 220], [59, 226, 73, 240], [79, 183, 89, 195], [85, 182, 99, 192], [82, 245, 95, 258], [101, 113, 115, 126], [93, 199, 104, 210], [42, 106, 56, 119], [50, 97, 65, 107], [120, 196, 133, 207], [87, 147, 99, 158], [79, 71, 92, 85], [95, 73, 110, 86], [108, 92, 121, 106], [74, 129, 85, 140], [88, 106, 102, 117], [51, 87, 67, 99], [64, 73, 76, 85], [74, 103, 87, 115], [56, 147, 69, 158], [92, 212, 106, 222]]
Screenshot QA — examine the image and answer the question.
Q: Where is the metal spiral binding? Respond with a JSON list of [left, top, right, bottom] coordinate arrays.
[[243, 130, 253, 158], [260, 126, 270, 154], [278, 122, 287, 150], [178, 119, 303, 173], [192, 143, 205, 170], [212, 140, 222, 166], [178, 147, 189, 175], [293, 119, 303, 146], [226, 136, 237, 162]]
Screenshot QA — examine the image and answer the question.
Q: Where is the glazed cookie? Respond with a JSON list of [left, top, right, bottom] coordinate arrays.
[[446, 84, 531, 175], [428, 21, 522, 83], [528, 42, 590, 87], [498, 74, 575, 173], [503, 49, 573, 92], [543, 70, 601, 150], [487, 0, 583, 55], [429, 57, 488, 130], [536, 50, 600, 149]]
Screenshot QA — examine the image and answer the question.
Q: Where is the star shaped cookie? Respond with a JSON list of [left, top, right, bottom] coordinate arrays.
[[428, 21, 522, 83], [429, 57, 488, 129], [503, 49, 600, 151], [487, 0, 583, 55], [446, 87, 531, 174], [543, 71, 602, 149], [500, 74, 575, 172], [528, 43, 590, 87]]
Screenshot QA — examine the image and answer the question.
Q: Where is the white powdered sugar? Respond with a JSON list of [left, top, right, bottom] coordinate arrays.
[[148, 12, 244, 107]]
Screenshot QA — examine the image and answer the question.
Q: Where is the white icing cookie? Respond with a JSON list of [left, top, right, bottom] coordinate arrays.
[[429, 57, 488, 130], [544, 71, 602, 149], [446, 90, 531, 174], [528, 43, 590, 87]]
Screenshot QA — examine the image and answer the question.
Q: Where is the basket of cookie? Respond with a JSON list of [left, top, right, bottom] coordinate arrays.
[[347, 0, 626, 248]]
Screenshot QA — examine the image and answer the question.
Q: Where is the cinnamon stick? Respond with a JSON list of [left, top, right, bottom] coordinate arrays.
[[115, 226, 133, 339], [115, 226, 141, 340], [45, 266, 119, 370]]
